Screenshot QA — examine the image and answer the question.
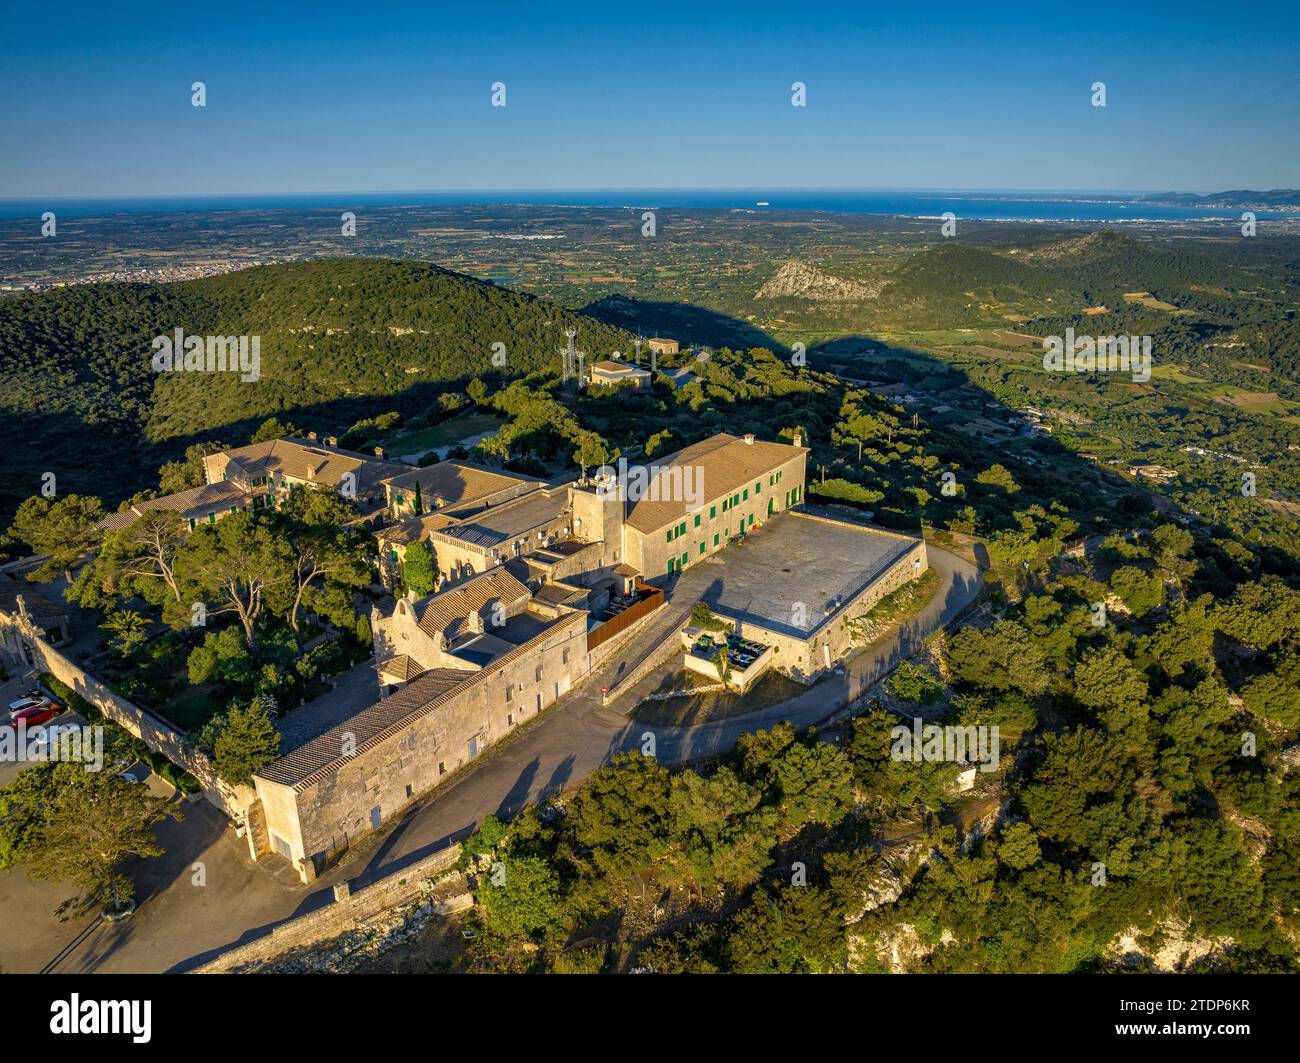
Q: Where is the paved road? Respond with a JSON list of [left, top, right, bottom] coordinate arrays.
[[2, 543, 979, 973]]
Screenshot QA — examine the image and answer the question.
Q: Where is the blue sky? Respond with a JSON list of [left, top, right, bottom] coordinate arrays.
[[3, 0, 1298, 197]]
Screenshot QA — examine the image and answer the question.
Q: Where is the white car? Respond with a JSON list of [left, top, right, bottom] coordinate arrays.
[[7, 694, 49, 714]]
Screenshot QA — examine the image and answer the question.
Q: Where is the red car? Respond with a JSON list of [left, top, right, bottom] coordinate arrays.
[[9, 703, 62, 727]]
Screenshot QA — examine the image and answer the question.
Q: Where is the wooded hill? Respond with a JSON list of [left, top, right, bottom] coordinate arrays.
[[0, 259, 634, 520]]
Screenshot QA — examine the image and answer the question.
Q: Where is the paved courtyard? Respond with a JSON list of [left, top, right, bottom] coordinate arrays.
[[687, 510, 917, 637]]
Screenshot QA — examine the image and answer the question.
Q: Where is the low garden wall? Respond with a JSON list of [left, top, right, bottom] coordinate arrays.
[[30, 633, 254, 820]]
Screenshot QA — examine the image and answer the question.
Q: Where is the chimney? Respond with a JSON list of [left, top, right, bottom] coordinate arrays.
[[373, 446, 385, 458], [306, 431, 318, 441], [743, 433, 755, 445], [15, 594, 27, 619], [792, 431, 803, 448], [326, 436, 338, 448]]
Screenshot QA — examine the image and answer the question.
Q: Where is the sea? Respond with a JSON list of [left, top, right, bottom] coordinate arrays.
[[0, 189, 1280, 223]]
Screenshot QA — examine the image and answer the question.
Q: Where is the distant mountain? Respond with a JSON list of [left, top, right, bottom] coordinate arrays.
[[0, 259, 633, 520], [1138, 189, 1300, 209]]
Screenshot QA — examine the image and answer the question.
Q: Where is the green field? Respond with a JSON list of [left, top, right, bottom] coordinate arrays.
[[378, 411, 506, 455]]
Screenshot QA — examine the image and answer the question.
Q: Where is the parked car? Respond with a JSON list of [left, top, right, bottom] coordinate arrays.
[[7, 694, 49, 714], [9, 703, 62, 727]]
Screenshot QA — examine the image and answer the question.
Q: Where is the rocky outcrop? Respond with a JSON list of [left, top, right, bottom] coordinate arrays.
[[755, 260, 883, 302]]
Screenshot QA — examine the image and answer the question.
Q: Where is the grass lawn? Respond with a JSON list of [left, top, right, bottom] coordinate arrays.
[[378, 412, 505, 455]]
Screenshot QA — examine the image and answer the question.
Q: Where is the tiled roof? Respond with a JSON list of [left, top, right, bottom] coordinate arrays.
[[590, 360, 650, 376], [215, 438, 407, 492], [96, 481, 249, 531], [0, 574, 67, 624], [416, 568, 530, 643], [381, 461, 541, 507], [377, 654, 426, 682], [255, 668, 474, 788], [624, 433, 806, 533], [375, 511, 461, 546], [257, 609, 587, 791], [435, 488, 568, 549]]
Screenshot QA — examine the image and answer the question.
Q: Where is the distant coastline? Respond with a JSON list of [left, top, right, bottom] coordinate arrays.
[[0, 188, 1291, 223]]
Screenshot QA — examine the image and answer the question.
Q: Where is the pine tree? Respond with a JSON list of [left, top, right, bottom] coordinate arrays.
[[213, 696, 282, 786]]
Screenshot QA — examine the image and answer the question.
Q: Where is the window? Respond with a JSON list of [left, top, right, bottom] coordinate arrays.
[[438, 761, 446, 776], [507, 714, 514, 727], [755, 481, 761, 493], [710, 505, 716, 518], [748, 514, 755, 527], [742, 488, 748, 501], [562, 648, 571, 664], [699, 542, 705, 554], [389, 549, 398, 562], [722, 499, 729, 512], [535, 665, 543, 682], [666, 529, 673, 543], [694, 514, 700, 527], [405, 783, 414, 798], [713, 533, 719, 546], [681, 551, 688, 567], [505, 686, 513, 703], [679, 521, 686, 536]]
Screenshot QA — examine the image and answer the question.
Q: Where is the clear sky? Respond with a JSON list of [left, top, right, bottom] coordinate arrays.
[[3, 0, 1298, 198]]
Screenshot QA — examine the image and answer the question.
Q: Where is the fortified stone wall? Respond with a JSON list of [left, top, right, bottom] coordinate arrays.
[[26, 632, 254, 820], [190, 844, 466, 973]]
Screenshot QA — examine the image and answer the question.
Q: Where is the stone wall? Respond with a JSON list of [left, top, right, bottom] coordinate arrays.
[[259, 610, 591, 878], [190, 844, 467, 973], [26, 631, 255, 821]]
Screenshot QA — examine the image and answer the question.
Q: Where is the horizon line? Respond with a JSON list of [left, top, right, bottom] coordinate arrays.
[[0, 184, 1277, 205]]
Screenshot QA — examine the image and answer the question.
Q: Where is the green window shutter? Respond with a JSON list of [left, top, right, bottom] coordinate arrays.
[[694, 514, 700, 527], [710, 505, 716, 518], [699, 542, 705, 554], [713, 533, 719, 546]]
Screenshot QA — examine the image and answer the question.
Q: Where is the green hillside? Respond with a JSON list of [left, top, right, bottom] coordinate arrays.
[[0, 259, 633, 519]]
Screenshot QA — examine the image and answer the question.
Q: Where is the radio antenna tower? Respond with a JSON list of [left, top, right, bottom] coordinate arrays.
[[561, 328, 585, 387]]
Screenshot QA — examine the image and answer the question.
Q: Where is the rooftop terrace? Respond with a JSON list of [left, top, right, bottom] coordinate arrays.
[[687, 511, 917, 640]]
